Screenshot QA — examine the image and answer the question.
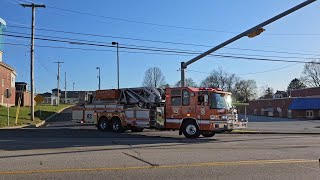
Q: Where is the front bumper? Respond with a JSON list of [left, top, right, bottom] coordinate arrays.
[[211, 118, 248, 131], [232, 118, 248, 129]]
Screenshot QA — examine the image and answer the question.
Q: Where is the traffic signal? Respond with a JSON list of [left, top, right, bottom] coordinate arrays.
[[247, 28, 265, 38]]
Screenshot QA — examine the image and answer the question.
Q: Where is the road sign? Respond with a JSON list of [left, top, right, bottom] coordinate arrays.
[[4, 89, 11, 98], [34, 95, 44, 103]]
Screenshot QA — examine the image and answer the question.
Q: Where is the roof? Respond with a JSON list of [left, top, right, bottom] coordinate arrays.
[[288, 98, 320, 110], [0, 62, 17, 75]]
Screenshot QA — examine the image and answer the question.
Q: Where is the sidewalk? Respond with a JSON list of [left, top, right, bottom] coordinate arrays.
[[235, 114, 320, 134]]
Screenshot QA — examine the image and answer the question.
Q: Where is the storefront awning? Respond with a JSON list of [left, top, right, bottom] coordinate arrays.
[[288, 98, 320, 110]]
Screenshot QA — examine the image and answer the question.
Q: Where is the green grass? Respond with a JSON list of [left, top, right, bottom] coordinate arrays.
[[0, 104, 70, 127]]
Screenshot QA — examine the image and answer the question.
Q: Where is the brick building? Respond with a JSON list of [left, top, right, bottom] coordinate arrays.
[[249, 87, 320, 119], [0, 17, 16, 106], [50, 89, 94, 104], [0, 58, 16, 106]]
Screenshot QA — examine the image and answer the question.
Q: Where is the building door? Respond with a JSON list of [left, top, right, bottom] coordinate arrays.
[[306, 110, 314, 119]]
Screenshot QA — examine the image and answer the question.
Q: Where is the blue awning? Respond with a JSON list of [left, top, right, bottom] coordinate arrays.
[[288, 98, 320, 110]]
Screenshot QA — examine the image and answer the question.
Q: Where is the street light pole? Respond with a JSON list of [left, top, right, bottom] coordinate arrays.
[[96, 67, 101, 90], [112, 42, 119, 89], [179, 0, 317, 87]]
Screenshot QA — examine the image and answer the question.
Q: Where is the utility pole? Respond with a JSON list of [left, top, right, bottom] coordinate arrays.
[[112, 42, 120, 89], [73, 82, 75, 100], [65, 72, 67, 103], [20, 3, 45, 121], [96, 67, 101, 90], [54, 61, 64, 106], [179, 0, 317, 87]]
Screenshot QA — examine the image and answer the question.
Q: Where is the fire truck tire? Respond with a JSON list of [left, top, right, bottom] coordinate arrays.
[[131, 127, 144, 132], [97, 117, 109, 131], [201, 131, 216, 137], [182, 121, 200, 138], [111, 118, 125, 133]]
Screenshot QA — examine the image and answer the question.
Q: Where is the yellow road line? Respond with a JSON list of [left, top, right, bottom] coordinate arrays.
[[0, 159, 317, 175]]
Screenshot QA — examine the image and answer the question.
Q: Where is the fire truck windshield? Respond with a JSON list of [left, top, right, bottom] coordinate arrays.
[[210, 93, 232, 109]]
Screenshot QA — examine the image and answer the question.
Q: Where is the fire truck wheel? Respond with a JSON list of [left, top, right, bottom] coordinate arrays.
[[131, 127, 144, 132], [111, 118, 125, 133], [201, 131, 216, 137], [97, 118, 109, 131], [182, 121, 200, 138]]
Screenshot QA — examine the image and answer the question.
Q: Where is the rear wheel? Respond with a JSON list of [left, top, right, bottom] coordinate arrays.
[[97, 117, 109, 131], [201, 131, 216, 137], [182, 121, 200, 138], [131, 127, 144, 132], [111, 118, 125, 133]]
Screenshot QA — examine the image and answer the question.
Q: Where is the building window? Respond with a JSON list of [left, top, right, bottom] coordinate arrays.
[[287, 110, 292, 118], [11, 75, 15, 87], [306, 110, 314, 118]]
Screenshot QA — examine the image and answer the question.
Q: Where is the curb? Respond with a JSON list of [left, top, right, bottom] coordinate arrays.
[[31, 106, 72, 128], [229, 131, 320, 135], [0, 125, 29, 129], [0, 106, 71, 129]]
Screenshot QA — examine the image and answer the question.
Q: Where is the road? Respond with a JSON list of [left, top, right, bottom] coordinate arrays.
[[0, 109, 319, 180], [239, 114, 320, 133]]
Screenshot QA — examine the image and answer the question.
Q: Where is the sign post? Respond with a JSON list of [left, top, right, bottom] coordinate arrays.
[[4, 89, 12, 126], [34, 95, 44, 119]]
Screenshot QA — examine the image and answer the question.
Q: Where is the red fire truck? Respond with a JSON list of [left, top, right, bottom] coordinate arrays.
[[72, 87, 247, 138]]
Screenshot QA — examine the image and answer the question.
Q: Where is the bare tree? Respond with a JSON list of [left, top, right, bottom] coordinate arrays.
[[142, 67, 166, 88], [301, 60, 320, 87], [175, 78, 197, 87], [235, 80, 257, 102], [200, 68, 237, 92]]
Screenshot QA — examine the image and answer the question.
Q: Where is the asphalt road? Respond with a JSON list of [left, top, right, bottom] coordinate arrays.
[[0, 109, 320, 180]]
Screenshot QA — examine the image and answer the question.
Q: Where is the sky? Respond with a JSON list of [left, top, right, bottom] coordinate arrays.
[[0, 0, 319, 94]]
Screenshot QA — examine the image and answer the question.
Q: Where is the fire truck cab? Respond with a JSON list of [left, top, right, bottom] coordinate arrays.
[[163, 87, 247, 138]]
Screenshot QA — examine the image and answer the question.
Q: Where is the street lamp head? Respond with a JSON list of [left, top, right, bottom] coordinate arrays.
[[112, 42, 118, 45], [96, 67, 100, 69]]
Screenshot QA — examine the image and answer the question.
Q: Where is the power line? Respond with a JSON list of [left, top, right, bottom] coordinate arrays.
[[5, 30, 320, 60], [187, 63, 299, 76], [47, 5, 236, 33], [2, 41, 320, 65], [44, 3, 320, 36], [3, 33, 320, 62], [7, 24, 320, 56]]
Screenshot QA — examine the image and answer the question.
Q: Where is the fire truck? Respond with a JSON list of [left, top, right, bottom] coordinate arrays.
[[72, 87, 247, 138]]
